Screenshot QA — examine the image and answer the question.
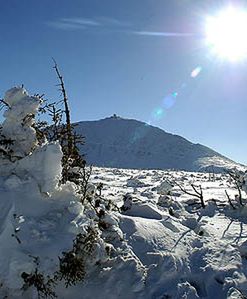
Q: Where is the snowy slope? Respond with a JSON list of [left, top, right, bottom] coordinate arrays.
[[74, 116, 244, 172]]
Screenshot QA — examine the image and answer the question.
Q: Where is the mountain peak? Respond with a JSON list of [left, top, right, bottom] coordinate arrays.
[[74, 117, 244, 172], [104, 114, 123, 120]]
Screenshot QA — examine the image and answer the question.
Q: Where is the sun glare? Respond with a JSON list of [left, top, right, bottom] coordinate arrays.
[[205, 6, 247, 61]]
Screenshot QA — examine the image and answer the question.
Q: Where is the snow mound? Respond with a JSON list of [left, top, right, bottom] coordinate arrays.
[[122, 203, 163, 220], [16, 142, 63, 194]]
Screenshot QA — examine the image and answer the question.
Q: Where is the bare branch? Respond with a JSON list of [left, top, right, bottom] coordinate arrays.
[[226, 170, 244, 206], [0, 99, 10, 111], [52, 58, 73, 158], [171, 180, 205, 209], [225, 190, 236, 210]]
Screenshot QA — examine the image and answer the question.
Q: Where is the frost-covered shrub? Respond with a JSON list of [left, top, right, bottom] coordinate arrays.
[[0, 87, 63, 192], [1, 87, 41, 160], [21, 269, 57, 299], [0, 131, 14, 160], [226, 169, 246, 206], [0, 84, 125, 297], [121, 193, 133, 212], [156, 180, 173, 195], [237, 172, 247, 194], [56, 226, 108, 287]]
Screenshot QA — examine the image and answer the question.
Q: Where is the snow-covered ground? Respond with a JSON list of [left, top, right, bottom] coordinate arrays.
[[1, 87, 247, 299], [2, 164, 247, 299], [87, 166, 247, 299]]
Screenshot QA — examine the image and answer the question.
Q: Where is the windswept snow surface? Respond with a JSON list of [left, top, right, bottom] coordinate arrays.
[[88, 167, 247, 299], [1, 88, 247, 298], [1, 165, 247, 298]]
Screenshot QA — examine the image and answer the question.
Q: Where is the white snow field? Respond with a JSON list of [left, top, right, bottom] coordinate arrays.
[[88, 167, 247, 299], [1, 87, 247, 299], [2, 165, 247, 299]]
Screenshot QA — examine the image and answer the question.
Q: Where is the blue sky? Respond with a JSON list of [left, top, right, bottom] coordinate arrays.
[[1, 0, 247, 164]]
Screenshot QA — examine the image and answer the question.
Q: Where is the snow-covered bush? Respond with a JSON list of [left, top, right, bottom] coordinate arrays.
[[226, 169, 246, 207], [0, 86, 124, 298], [21, 268, 56, 299], [56, 226, 108, 287], [0, 87, 41, 161], [121, 193, 133, 212], [156, 180, 173, 195]]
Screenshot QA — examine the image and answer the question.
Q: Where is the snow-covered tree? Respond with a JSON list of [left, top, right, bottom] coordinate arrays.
[[0, 85, 126, 298], [1, 87, 41, 159]]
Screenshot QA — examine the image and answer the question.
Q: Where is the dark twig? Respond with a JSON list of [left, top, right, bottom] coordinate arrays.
[[52, 58, 73, 157], [171, 180, 205, 209], [227, 170, 244, 206], [225, 190, 236, 210], [0, 99, 10, 111]]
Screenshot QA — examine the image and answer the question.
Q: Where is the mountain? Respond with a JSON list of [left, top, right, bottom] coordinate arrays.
[[74, 116, 244, 172]]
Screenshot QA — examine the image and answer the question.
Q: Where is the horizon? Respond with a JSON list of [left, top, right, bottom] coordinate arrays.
[[1, 0, 247, 164]]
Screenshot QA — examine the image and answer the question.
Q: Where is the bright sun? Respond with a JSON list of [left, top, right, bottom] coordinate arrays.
[[205, 6, 247, 62]]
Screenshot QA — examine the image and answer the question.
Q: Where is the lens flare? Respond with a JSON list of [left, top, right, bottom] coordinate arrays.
[[163, 93, 177, 109], [152, 107, 164, 120], [191, 66, 202, 78], [145, 64, 200, 127]]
